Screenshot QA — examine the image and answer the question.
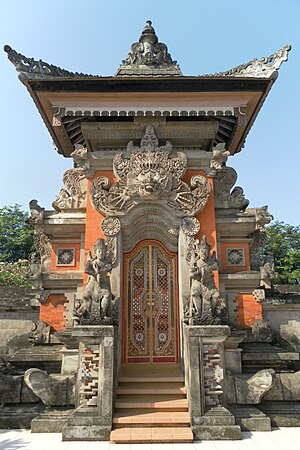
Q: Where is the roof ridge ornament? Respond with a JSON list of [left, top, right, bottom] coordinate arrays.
[[210, 44, 291, 78], [115, 20, 182, 77], [4, 45, 97, 79]]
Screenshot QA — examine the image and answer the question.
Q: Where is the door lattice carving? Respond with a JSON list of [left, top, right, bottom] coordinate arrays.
[[124, 240, 178, 363]]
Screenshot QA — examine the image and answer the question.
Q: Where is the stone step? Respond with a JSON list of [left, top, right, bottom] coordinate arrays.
[[228, 405, 271, 431], [119, 375, 184, 383], [110, 426, 193, 443], [115, 397, 188, 410], [113, 411, 190, 427], [117, 386, 187, 395]]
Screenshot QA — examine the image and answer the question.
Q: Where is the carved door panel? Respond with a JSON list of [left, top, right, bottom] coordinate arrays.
[[123, 240, 178, 363]]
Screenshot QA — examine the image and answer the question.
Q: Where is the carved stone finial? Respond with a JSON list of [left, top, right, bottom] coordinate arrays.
[[116, 21, 182, 76]]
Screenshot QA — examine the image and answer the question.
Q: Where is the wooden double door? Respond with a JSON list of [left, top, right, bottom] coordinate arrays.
[[123, 240, 179, 363]]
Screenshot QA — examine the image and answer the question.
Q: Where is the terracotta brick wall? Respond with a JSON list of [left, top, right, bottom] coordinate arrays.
[[235, 293, 262, 328], [39, 294, 68, 331]]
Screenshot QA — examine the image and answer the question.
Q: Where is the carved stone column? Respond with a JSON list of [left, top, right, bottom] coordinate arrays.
[[62, 325, 114, 441], [183, 325, 241, 440]]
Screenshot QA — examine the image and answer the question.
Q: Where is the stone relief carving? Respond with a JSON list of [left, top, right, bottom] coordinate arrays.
[[74, 238, 113, 325], [28, 320, 50, 345], [211, 44, 291, 78], [70, 145, 95, 177], [52, 168, 86, 212], [27, 200, 52, 273], [91, 125, 211, 217], [244, 206, 273, 230], [27, 252, 43, 289], [260, 252, 276, 289], [213, 167, 249, 211], [27, 199, 44, 225], [4, 45, 96, 79], [186, 235, 227, 325], [208, 143, 230, 176], [249, 229, 266, 271]]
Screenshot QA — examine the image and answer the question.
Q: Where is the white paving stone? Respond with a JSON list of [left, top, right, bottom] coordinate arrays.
[[0, 428, 300, 449]]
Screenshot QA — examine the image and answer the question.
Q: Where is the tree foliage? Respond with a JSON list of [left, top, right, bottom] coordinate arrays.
[[0, 204, 34, 263], [264, 221, 300, 285], [0, 259, 31, 286]]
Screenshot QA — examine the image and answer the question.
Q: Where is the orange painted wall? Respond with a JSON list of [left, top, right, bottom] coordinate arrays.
[[183, 170, 218, 287], [220, 242, 250, 272], [50, 242, 81, 271], [84, 170, 115, 282], [40, 294, 67, 331], [235, 293, 263, 328]]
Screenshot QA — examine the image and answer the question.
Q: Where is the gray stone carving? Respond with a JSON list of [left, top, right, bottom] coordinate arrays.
[[52, 168, 86, 212], [260, 253, 275, 288], [33, 225, 52, 273], [209, 143, 230, 174], [28, 320, 51, 345], [4, 45, 96, 79], [27, 200, 52, 273], [249, 229, 266, 270], [211, 44, 291, 78], [24, 368, 75, 406], [116, 21, 182, 76], [27, 199, 44, 225], [27, 252, 42, 289], [91, 125, 211, 217], [213, 167, 249, 210], [229, 369, 275, 404], [187, 235, 227, 325], [74, 238, 113, 325], [264, 371, 300, 401]]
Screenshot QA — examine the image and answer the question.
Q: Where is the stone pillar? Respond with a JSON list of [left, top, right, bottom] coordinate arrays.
[[184, 325, 241, 440], [62, 325, 114, 441]]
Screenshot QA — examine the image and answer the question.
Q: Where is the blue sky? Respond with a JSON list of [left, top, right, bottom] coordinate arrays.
[[0, 0, 299, 224]]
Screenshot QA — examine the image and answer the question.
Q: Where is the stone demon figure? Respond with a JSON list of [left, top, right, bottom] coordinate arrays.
[[188, 235, 227, 325], [75, 238, 113, 325]]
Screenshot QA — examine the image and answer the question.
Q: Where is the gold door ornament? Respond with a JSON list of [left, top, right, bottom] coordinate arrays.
[[123, 240, 178, 363]]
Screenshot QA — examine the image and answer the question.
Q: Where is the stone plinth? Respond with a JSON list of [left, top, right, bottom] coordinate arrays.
[[62, 325, 114, 441], [184, 325, 241, 440]]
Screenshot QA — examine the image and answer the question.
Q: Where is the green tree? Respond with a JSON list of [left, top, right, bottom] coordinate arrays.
[[0, 204, 34, 262], [264, 221, 300, 285]]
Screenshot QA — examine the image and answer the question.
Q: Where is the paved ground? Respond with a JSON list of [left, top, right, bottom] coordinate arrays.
[[0, 428, 300, 450]]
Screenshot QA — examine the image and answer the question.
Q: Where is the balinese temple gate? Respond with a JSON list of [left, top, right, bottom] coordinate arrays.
[[4, 21, 295, 443]]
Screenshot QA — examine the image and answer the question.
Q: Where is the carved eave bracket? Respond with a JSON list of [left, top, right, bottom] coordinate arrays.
[[90, 125, 211, 218], [52, 167, 87, 212], [210, 44, 291, 79], [4, 45, 97, 79], [116, 20, 182, 77]]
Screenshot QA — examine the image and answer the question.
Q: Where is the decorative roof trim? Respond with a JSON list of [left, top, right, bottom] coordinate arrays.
[[4, 45, 97, 79], [209, 44, 291, 78], [61, 106, 235, 119]]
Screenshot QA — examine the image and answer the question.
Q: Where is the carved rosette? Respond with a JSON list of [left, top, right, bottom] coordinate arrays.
[[101, 217, 121, 236], [90, 125, 211, 217], [180, 217, 200, 236]]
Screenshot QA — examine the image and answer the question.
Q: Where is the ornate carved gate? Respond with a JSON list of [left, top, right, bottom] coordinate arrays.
[[123, 240, 179, 363]]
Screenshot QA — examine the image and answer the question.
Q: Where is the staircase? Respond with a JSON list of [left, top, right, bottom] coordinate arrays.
[[110, 363, 193, 443]]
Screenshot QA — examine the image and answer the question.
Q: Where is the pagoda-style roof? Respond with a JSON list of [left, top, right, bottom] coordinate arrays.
[[4, 21, 291, 157]]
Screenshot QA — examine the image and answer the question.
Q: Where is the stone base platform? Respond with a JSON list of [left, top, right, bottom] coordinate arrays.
[[31, 408, 74, 433], [229, 405, 271, 431], [0, 404, 46, 429], [259, 402, 300, 427], [192, 406, 241, 440]]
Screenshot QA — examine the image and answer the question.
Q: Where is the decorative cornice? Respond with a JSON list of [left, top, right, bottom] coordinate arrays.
[[209, 44, 291, 79], [4, 45, 97, 79]]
